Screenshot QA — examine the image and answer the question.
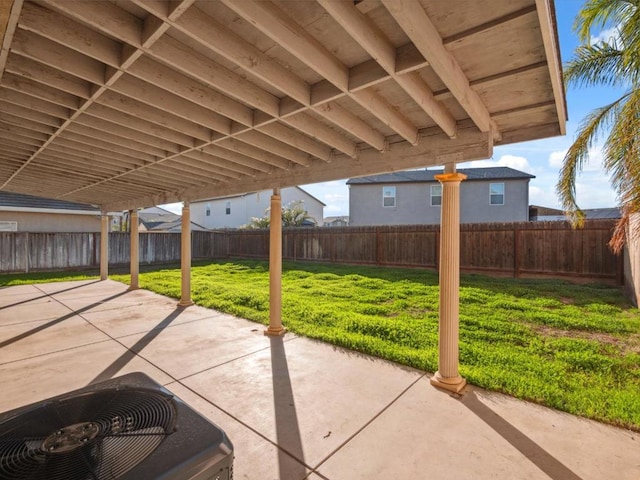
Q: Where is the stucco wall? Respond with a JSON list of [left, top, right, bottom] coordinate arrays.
[[0, 211, 102, 232], [349, 179, 530, 226], [192, 187, 324, 228]]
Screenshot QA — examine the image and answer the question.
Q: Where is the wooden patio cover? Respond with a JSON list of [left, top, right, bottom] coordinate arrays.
[[0, 0, 565, 212]]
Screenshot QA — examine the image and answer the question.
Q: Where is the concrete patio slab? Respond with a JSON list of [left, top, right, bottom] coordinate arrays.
[[81, 298, 225, 338], [0, 280, 637, 480], [467, 388, 640, 480], [34, 279, 118, 296], [0, 295, 74, 323], [316, 377, 552, 479], [167, 382, 312, 480], [0, 340, 173, 413], [116, 313, 282, 379], [0, 284, 42, 297], [0, 314, 111, 364], [181, 336, 424, 470]]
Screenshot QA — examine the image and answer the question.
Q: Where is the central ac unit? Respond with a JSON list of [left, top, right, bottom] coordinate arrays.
[[0, 372, 233, 480]]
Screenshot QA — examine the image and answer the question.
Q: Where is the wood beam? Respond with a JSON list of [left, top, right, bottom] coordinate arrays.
[[0, 0, 22, 83], [222, 0, 416, 145], [534, 0, 567, 135], [319, 0, 457, 138], [103, 127, 491, 211], [382, 0, 494, 135]]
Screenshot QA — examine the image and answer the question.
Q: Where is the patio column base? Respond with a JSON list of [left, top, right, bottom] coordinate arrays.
[[264, 326, 287, 336], [177, 300, 194, 308], [430, 372, 466, 393], [127, 285, 140, 291]]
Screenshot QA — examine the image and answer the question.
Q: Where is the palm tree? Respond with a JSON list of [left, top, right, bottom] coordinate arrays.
[[245, 200, 314, 229], [557, 0, 640, 252]]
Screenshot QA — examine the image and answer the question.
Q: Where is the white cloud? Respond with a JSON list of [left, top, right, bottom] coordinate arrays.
[[302, 180, 350, 216], [549, 150, 566, 168], [324, 193, 347, 203], [463, 154, 533, 173], [324, 204, 343, 214], [590, 26, 619, 45], [158, 202, 183, 214], [529, 185, 559, 208], [547, 146, 604, 171]]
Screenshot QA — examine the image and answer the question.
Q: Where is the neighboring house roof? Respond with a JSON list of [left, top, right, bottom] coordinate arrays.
[[137, 207, 207, 232], [532, 207, 621, 222], [583, 208, 621, 220], [347, 167, 535, 185], [0, 191, 99, 214], [324, 216, 349, 224], [193, 186, 326, 206]]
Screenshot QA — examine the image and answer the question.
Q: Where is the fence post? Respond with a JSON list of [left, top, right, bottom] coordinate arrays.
[[376, 228, 382, 265], [24, 232, 29, 274], [514, 226, 520, 278]]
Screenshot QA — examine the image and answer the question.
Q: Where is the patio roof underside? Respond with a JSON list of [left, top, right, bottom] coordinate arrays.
[[0, 0, 566, 212]]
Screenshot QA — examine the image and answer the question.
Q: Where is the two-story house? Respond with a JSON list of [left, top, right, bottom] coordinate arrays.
[[347, 167, 534, 226], [191, 186, 325, 229]]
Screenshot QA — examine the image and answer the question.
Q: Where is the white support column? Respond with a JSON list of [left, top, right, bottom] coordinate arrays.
[[129, 209, 140, 290], [265, 188, 286, 336], [431, 168, 467, 393], [100, 213, 109, 280], [178, 201, 194, 307]]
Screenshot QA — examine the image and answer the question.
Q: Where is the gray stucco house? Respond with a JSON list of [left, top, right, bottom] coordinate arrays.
[[347, 167, 534, 226]]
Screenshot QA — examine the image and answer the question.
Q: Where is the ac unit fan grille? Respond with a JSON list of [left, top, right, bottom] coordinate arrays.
[[0, 387, 177, 480]]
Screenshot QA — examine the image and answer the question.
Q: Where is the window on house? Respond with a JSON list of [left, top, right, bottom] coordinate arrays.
[[382, 186, 396, 207], [430, 185, 442, 206], [205, 204, 211, 216], [490, 183, 504, 205], [225, 201, 231, 215]]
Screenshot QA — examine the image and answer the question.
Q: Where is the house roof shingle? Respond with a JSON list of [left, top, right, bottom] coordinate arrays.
[[347, 167, 535, 185], [0, 191, 98, 212]]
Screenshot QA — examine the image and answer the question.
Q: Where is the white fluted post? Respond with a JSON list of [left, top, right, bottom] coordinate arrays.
[[100, 213, 109, 280], [431, 170, 467, 393], [178, 201, 193, 307], [129, 209, 139, 290], [265, 188, 286, 336]]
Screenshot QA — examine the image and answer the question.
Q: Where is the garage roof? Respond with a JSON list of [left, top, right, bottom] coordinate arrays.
[[0, 0, 566, 212]]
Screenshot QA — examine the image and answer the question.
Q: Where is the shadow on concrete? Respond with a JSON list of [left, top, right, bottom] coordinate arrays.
[[88, 307, 186, 385], [460, 391, 583, 480], [0, 280, 101, 311], [0, 290, 127, 350], [270, 336, 309, 480]]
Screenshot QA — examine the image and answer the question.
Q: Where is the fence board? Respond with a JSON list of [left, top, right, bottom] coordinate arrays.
[[0, 221, 621, 283]]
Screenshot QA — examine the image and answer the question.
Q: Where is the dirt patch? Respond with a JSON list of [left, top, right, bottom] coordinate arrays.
[[533, 325, 640, 354], [560, 297, 574, 305]]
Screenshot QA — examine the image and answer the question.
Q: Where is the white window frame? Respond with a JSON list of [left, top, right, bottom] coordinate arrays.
[[225, 201, 231, 215], [430, 185, 442, 207], [205, 203, 211, 216], [382, 186, 396, 208], [490, 183, 505, 206]]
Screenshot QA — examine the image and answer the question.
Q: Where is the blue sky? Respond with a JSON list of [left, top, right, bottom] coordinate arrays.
[[162, 1, 623, 217], [301, 0, 623, 218]]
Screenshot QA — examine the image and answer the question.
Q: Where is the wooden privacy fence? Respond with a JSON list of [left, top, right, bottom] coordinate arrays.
[[224, 220, 621, 282], [0, 221, 622, 283]]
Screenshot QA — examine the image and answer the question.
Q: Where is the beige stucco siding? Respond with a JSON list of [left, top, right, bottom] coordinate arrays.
[[0, 212, 101, 232]]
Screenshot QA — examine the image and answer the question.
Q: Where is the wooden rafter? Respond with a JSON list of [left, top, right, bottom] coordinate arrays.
[[0, 0, 565, 211]]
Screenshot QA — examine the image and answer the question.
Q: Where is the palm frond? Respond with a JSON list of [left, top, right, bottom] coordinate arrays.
[[564, 43, 626, 88], [556, 94, 631, 226], [575, 0, 638, 43]]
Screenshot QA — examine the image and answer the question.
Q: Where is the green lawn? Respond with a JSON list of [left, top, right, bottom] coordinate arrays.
[[2, 260, 639, 431]]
